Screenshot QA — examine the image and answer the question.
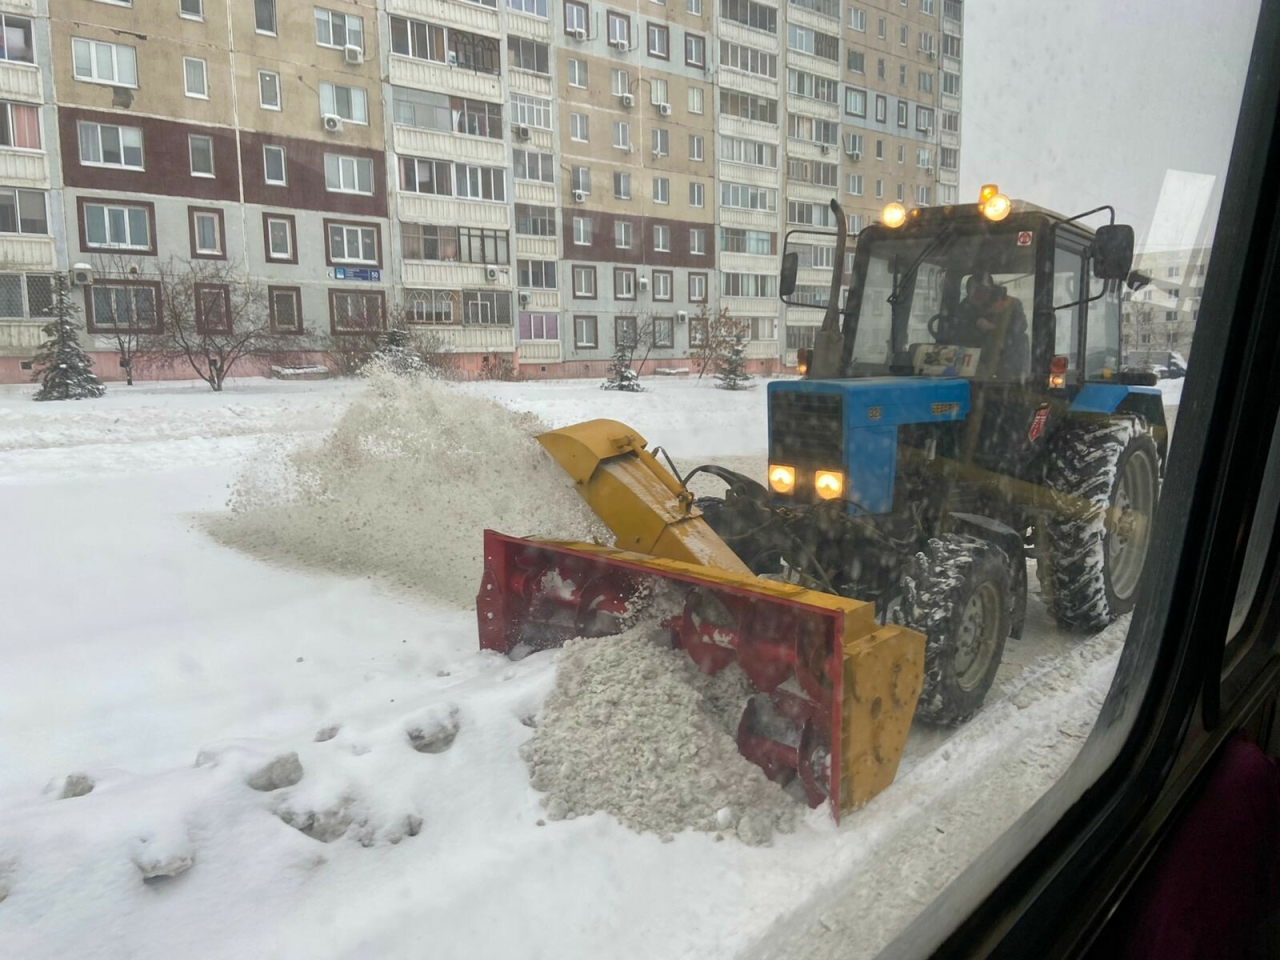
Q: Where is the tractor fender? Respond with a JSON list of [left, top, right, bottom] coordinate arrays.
[[946, 511, 1028, 640], [1068, 383, 1169, 465]]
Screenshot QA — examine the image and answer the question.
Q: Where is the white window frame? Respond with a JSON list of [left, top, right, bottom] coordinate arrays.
[[615, 268, 635, 298], [77, 121, 144, 171], [329, 223, 378, 263], [263, 145, 287, 185], [571, 112, 589, 142], [652, 128, 669, 156], [653, 224, 671, 252], [572, 216, 592, 245], [690, 228, 706, 255], [192, 210, 222, 255], [850, 7, 866, 30], [255, 0, 276, 34], [689, 134, 704, 161], [325, 153, 374, 195], [614, 220, 632, 248], [573, 266, 596, 298], [686, 0, 702, 12], [314, 8, 364, 51], [653, 176, 669, 204], [83, 202, 150, 249], [188, 134, 215, 178], [612, 120, 630, 150], [265, 216, 293, 259], [320, 81, 369, 124], [183, 57, 208, 99], [180, 0, 204, 19], [71, 38, 138, 87], [688, 86, 704, 115], [690, 181, 705, 207], [567, 57, 587, 87], [689, 273, 706, 300], [613, 171, 631, 200], [258, 70, 281, 110]]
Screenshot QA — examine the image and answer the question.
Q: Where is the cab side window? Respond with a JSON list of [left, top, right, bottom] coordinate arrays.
[[1054, 244, 1084, 372]]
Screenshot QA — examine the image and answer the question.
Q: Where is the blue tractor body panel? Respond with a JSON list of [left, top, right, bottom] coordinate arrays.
[[767, 377, 970, 514], [1069, 382, 1163, 414]]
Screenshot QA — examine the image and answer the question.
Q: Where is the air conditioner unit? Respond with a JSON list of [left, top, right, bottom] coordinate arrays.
[[820, 144, 831, 155], [610, 37, 628, 49], [928, 50, 936, 60], [627, 143, 636, 154], [343, 44, 363, 65], [485, 266, 500, 281], [518, 291, 532, 305], [515, 125, 531, 140], [447, 51, 459, 67], [69, 263, 93, 286], [676, 310, 688, 323], [638, 275, 649, 290], [844, 134, 859, 154], [572, 27, 587, 41], [620, 92, 634, 107], [322, 113, 343, 134], [658, 103, 671, 116], [572, 189, 586, 202]]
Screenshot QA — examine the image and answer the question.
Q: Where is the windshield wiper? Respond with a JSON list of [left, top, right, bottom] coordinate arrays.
[[887, 225, 955, 305]]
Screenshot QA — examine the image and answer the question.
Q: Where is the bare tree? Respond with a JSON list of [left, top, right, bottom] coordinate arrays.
[[145, 257, 288, 391], [86, 253, 157, 385], [689, 304, 743, 378]]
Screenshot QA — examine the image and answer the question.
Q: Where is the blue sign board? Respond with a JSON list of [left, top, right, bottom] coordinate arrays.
[[334, 267, 381, 281]]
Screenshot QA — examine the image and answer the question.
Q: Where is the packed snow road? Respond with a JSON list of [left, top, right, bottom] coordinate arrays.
[[0, 375, 1179, 960]]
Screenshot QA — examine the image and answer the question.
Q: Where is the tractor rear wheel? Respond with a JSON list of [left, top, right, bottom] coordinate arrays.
[[896, 534, 1013, 725], [1038, 416, 1161, 631]]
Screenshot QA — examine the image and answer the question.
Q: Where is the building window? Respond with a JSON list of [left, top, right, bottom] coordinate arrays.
[[0, 102, 38, 150], [255, 0, 276, 33], [897, 144, 906, 163], [919, 71, 934, 94], [564, 0, 587, 34], [615, 267, 636, 299], [877, 58, 885, 80], [315, 8, 363, 50], [508, 0, 549, 17], [897, 101, 908, 127], [180, 0, 204, 19], [572, 112, 590, 142], [875, 94, 887, 122], [572, 265, 596, 298], [511, 93, 552, 129], [514, 149, 555, 183], [687, 0, 702, 13], [405, 289, 458, 325], [0, 19, 32, 64], [688, 134, 704, 161], [690, 316, 707, 346], [455, 163, 506, 201], [0, 273, 52, 319], [324, 153, 374, 194], [654, 224, 671, 252], [719, 90, 779, 123], [183, 57, 208, 99], [787, 24, 839, 60], [685, 32, 705, 67], [652, 128, 669, 156], [688, 86, 704, 114], [269, 286, 303, 334], [611, 68, 630, 97], [401, 157, 453, 195], [848, 50, 865, 73], [401, 225, 509, 264], [719, 0, 778, 32], [567, 57, 587, 86], [653, 176, 669, 204], [263, 214, 296, 262], [570, 166, 590, 195], [0, 187, 44, 235], [72, 38, 136, 85], [519, 312, 558, 340], [875, 138, 884, 160], [607, 12, 631, 46], [189, 207, 224, 258], [614, 220, 632, 248], [572, 216, 592, 245], [615, 315, 637, 348], [87, 283, 160, 333], [875, 178, 883, 198], [652, 316, 674, 347], [720, 41, 777, 78], [690, 181, 705, 207], [330, 290, 386, 334], [916, 106, 935, 132], [653, 270, 673, 301], [188, 135, 215, 177], [509, 36, 550, 73], [320, 82, 368, 123], [258, 70, 281, 109], [82, 200, 150, 250], [847, 174, 863, 195], [942, 110, 959, 133], [518, 259, 558, 289], [614, 171, 631, 200], [574, 315, 598, 348], [262, 144, 287, 185], [845, 87, 867, 117], [77, 121, 144, 170], [916, 184, 931, 205], [647, 22, 669, 57], [195, 283, 231, 334], [327, 222, 379, 264], [390, 16, 445, 61], [849, 6, 866, 30], [940, 146, 958, 170], [650, 77, 669, 106], [689, 273, 707, 302], [942, 71, 961, 95], [942, 33, 961, 58]]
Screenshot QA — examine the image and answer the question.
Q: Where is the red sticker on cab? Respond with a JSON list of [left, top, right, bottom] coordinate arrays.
[[1017, 231, 1033, 246]]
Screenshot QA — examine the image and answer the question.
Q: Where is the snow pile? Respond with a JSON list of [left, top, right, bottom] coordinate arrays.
[[524, 627, 799, 845], [207, 370, 606, 607]]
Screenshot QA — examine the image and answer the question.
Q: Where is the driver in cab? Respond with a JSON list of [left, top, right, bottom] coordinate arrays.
[[953, 271, 1030, 380]]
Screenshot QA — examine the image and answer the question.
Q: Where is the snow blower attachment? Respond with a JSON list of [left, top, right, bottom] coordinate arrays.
[[478, 420, 925, 819]]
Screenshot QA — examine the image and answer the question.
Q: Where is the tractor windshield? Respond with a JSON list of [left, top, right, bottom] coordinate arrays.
[[849, 225, 1037, 377]]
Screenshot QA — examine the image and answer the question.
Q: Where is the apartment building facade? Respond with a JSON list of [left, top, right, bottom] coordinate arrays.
[[1122, 246, 1210, 369], [0, 0, 961, 383]]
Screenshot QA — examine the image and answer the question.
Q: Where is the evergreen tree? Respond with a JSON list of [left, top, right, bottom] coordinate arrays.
[[601, 341, 643, 392], [364, 328, 425, 377], [714, 331, 753, 390], [31, 275, 104, 401]]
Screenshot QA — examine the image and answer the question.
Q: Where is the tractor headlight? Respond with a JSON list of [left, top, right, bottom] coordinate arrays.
[[768, 464, 796, 495], [881, 202, 907, 228], [814, 470, 844, 500]]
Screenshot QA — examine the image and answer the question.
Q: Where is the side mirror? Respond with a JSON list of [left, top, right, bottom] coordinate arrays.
[[780, 251, 799, 298], [1126, 270, 1150, 292], [1092, 224, 1135, 281]]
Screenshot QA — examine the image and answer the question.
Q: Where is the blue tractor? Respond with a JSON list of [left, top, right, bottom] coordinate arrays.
[[692, 190, 1166, 723]]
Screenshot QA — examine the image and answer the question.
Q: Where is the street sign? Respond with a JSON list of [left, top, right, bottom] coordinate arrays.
[[334, 267, 381, 281]]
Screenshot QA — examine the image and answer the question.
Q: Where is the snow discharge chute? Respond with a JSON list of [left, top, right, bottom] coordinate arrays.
[[478, 420, 925, 819]]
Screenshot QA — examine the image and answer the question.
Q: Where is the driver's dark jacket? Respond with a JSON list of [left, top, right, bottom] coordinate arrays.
[[948, 293, 1030, 380]]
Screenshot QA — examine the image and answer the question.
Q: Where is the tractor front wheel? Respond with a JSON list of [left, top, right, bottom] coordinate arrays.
[[1039, 416, 1161, 631], [896, 535, 1013, 725]]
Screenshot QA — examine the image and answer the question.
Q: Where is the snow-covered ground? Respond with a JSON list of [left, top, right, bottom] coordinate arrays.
[[0, 375, 1160, 960]]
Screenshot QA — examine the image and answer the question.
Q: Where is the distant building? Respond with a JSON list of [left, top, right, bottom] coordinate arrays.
[[1122, 246, 1210, 369]]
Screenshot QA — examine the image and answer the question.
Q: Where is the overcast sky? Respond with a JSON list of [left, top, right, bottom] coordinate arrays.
[[959, 0, 1261, 251]]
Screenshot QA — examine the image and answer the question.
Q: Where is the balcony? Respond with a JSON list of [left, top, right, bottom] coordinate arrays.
[[744, 340, 779, 360], [720, 206, 781, 231], [0, 235, 54, 268], [719, 70, 779, 99], [514, 180, 556, 205], [507, 10, 551, 41], [721, 296, 777, 317], [428, 324, 515, 352], [787, 50, 841, 81], [786, 139, 839, 163], [719, 115, 780, 144], [718, 19, 780, 54], [390, 55, 502, 102], [516, 235, 558, 259], [786, 4, 840, 34], [398, 194, 510, 229], [401, 261, 510, 288], [394, 125, 505, 165], [509, 69, 553, 99], [386, 0, 500, 38], [719, 161, 780, 189], [0, 319, 41, 351], [0, 148, 47, 187], [521, 290, 560, 310], [720, 251, 778, 274], [940, 128, 960, 149], [0, 61, 40, 102], [518, 340, 562, 362]]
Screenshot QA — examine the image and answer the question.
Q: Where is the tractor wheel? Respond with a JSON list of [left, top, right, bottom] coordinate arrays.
[[895, 534, 1013, 725], [1038, 416, 1161, 631]]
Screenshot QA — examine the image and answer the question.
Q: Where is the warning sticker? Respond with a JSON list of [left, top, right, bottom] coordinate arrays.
[[1017, 231, 1033, 246], [1028, 405, 1050, 441]]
